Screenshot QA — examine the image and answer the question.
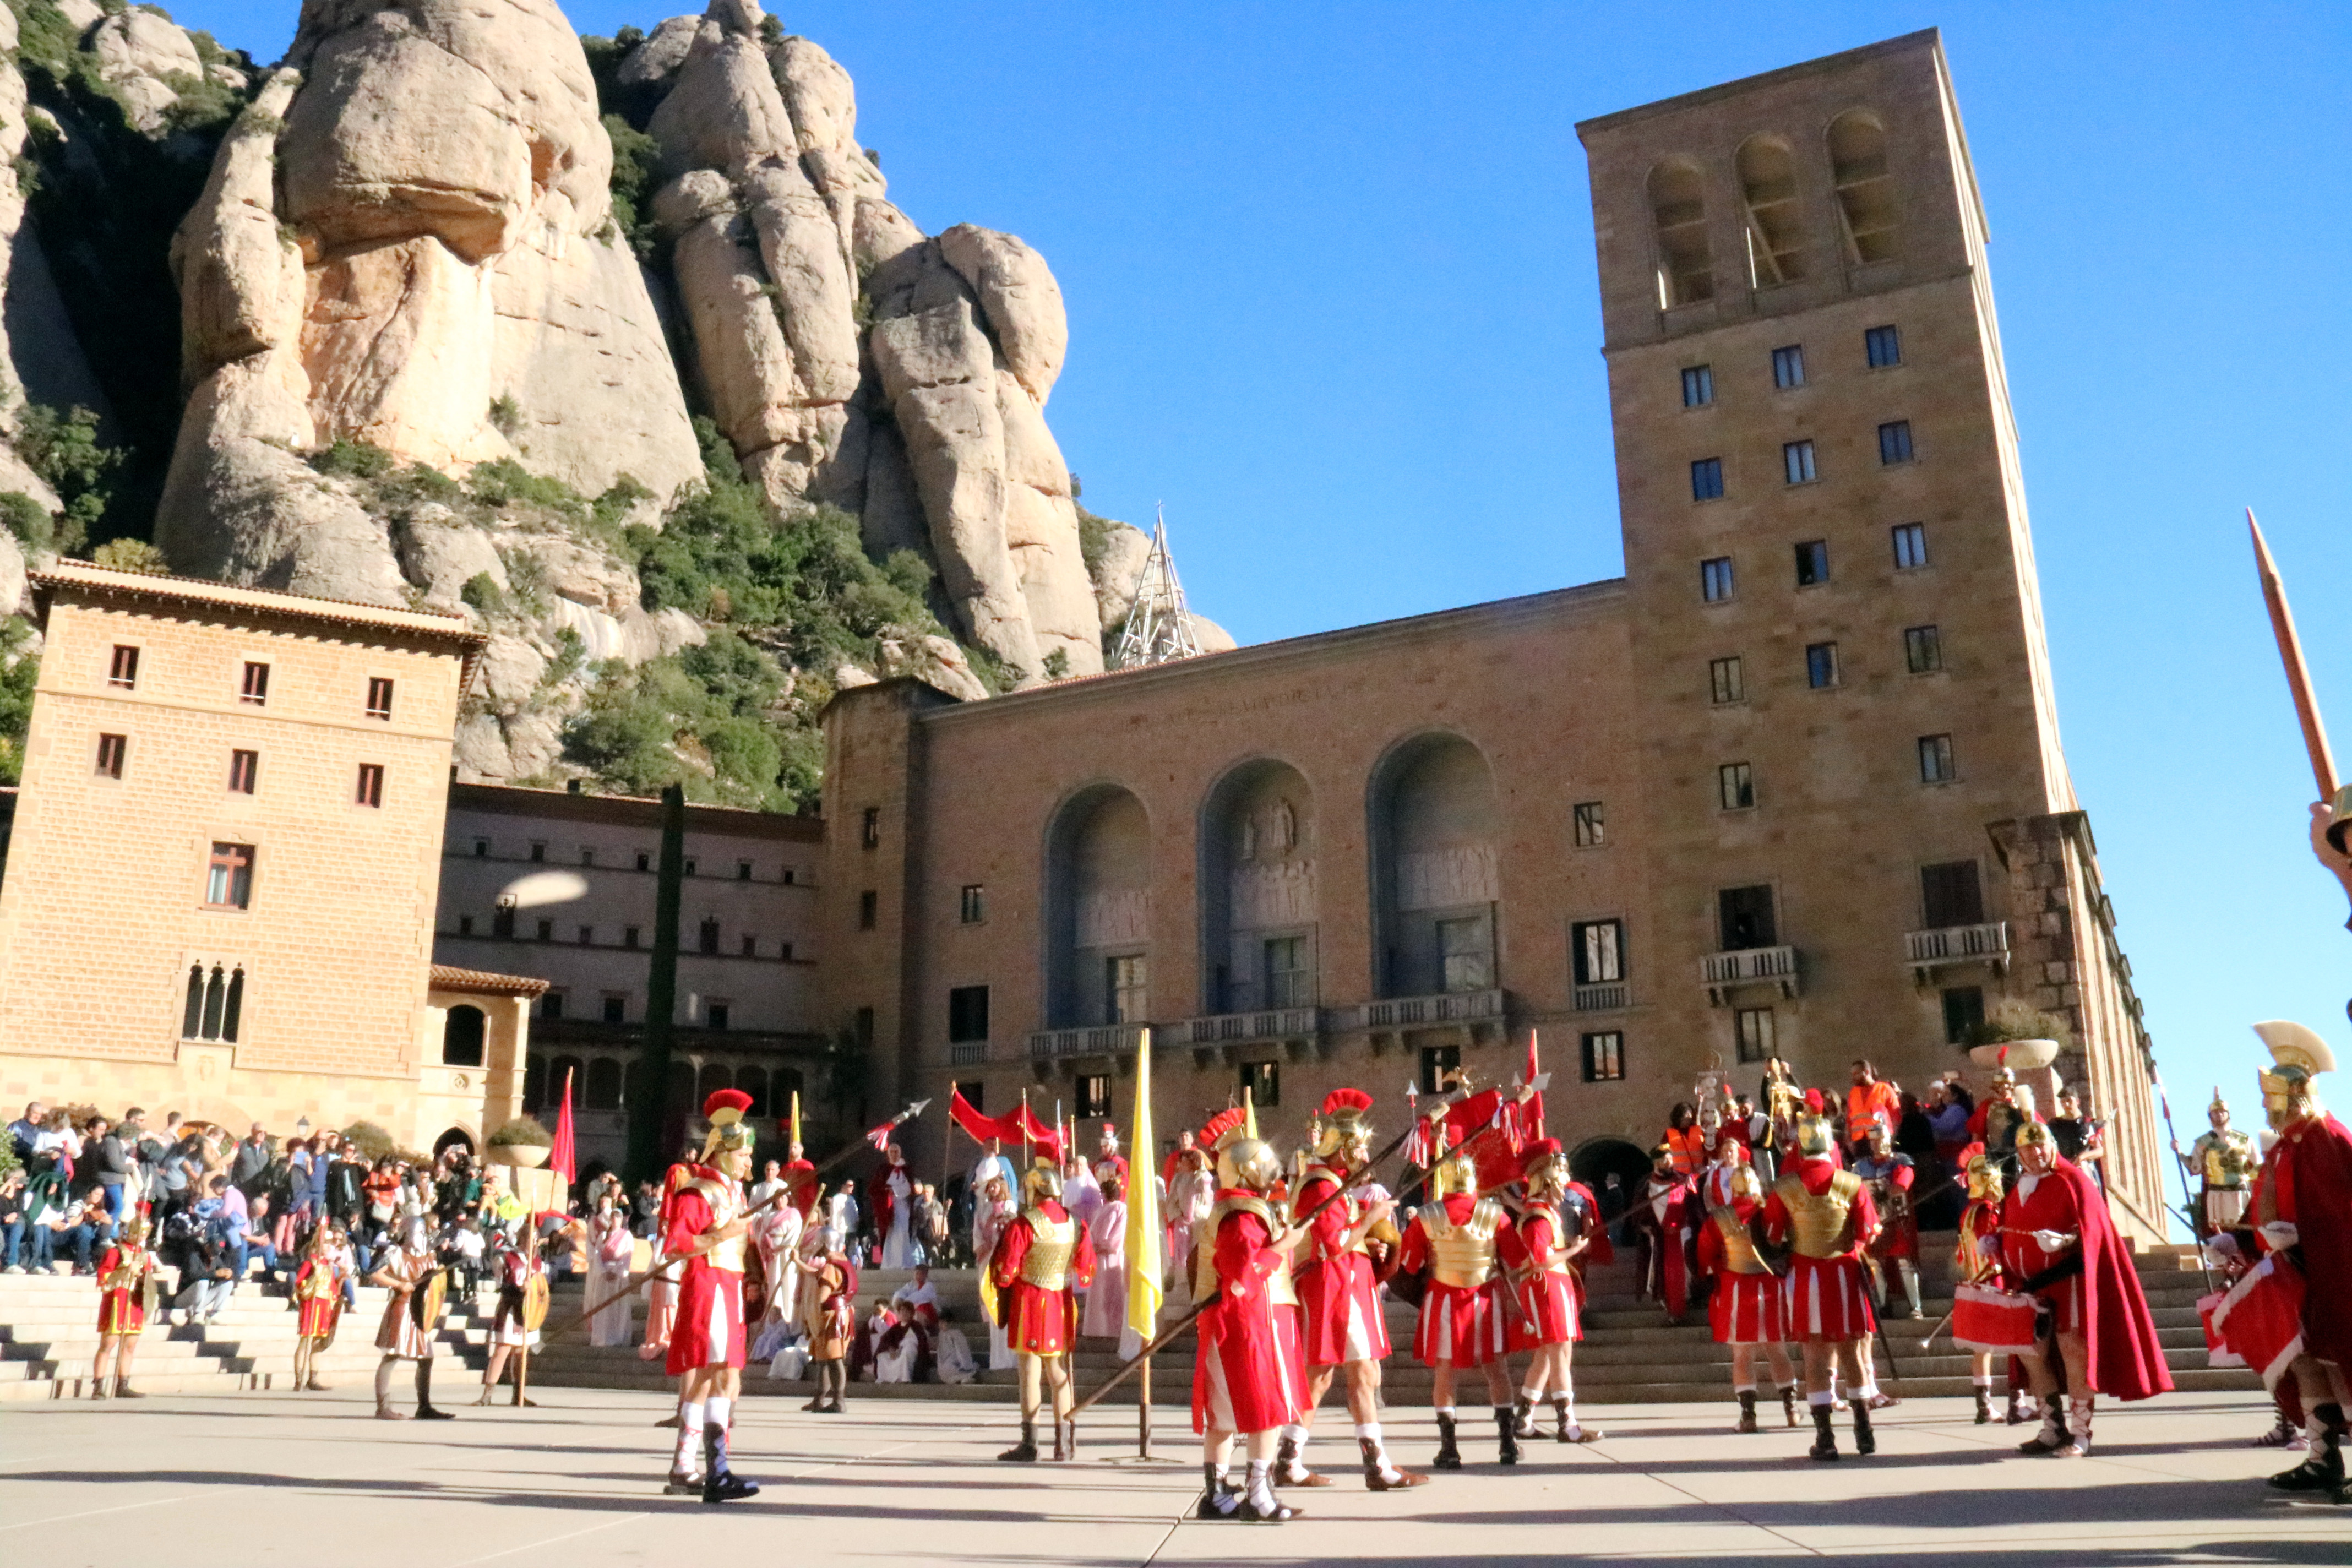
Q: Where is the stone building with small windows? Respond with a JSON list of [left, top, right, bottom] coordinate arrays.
[[0, 562, 543, 1153], [816, 30, 2170, 1237], [432, 783, 829, 1173]]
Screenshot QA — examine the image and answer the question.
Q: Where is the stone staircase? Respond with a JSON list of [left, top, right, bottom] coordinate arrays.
[[1, 1234, 2257, 1408]]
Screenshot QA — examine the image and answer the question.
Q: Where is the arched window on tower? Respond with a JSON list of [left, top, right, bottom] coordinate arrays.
[[1828, 111, 1899, 264], [442, 1004, 487, 1068], [1647, 160, 1714, 308], [585, 1056, 623, 1110], [1735, 135, 1807, 287]]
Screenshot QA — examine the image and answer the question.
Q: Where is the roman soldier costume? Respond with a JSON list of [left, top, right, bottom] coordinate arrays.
[[292, 1228, 344, 1393], [1499, 1137, 1602, 1444], [1854, 1128, 1923, 1319], [1626, 1144, 1698, 1321], [1696, 1163, 1795, 1432], [476, 1227, 548, 1406], [1278, 1089, 1422, 1492], [91, 1214, 156, 1399], [2250, 1020, 2352, 1496], [1954, 1146, 2029, 1425], [1395, 1131, 1518, 1469], [991, 1156, 1096, 1462], [660, 1088, 761, 1504], [1999, 1118, 2172, 1458], [370, 1209, 454, 1421], [1192, 1129, 1305, 1523], [1763, 1112, 1879, 1460], [2192, 1089, 2258, 1237]]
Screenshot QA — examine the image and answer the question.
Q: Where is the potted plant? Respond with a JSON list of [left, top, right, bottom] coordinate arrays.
[[1964, 1001, 2071, 1072], [485, 1116, 554, 1168]]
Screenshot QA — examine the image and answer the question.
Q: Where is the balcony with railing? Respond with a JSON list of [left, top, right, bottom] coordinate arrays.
[[1904, 920, 2010, 986], [1326, 988, 1506, 1038], [1572, 982, 1629, 1012], [1024, 1023, 1148, 1062], [1700, 945, 1800, 1006], [948, 1039, 988, 1066]]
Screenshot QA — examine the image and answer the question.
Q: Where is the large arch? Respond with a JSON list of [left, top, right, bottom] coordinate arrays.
[[1735, 133, 1808, 286], [1569, 1135, 1652, 1219], [1044, 783, 1153, 1028], [1827, 110, 1900, 264], [1366, 732, 1501, 1000], [1647, 158, 1714, 307], [1197, 758, 1319, 1016]]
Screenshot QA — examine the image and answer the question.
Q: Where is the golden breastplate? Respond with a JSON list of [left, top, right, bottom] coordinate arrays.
[[101, 1249, 145, 1292], [1017, 1212, 1077, 1289], [686, 1177, 748, 1272], [1954, 1205, 1998, 1282], [1777, 1172, 1860, 1259], [1421, 1198, 1502, 1289], [1710, 1207, 1770, 1275], [1298, 1165, 1363, 1259]]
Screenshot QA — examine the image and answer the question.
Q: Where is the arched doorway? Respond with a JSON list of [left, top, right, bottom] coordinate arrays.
[[1198, 759, 1317, 1015], [1570, 1136, 1652, 1228], [442, 1005, 487, 1067], [1044, 785, 1152, 1027], [433, 1126, 476, 1159], [1368, 732, 1500, 999]]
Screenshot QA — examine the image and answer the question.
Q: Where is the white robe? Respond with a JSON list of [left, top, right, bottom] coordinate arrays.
[[1064, 1160, 1103, 1233], [935, 1324, 978, 1385], [587, 1218, 636, 1348], [974, 1197, 1017, 1369], [1080, 1199, 1128, 1341], [755, 1202, 804, 1327], [1166, 1169, 1216, 1304], [880, 1163, 914, 1269]]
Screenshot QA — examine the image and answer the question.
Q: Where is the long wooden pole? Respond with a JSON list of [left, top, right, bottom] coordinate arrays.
[[2250, 509, 2340, 800]]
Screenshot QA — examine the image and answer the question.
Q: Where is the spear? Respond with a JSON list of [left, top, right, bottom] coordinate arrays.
[[1068, 1095, 1516, 1422], [539, 1098, 930, 1344], [2249, 509, 2339, 801]]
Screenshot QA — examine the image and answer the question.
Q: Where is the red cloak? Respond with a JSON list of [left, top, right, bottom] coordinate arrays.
[[2272, 1112, 2352, 1370], [2043, 1158, 2173, 1402]]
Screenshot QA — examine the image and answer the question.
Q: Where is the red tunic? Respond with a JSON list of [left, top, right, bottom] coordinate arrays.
[[1696, 1198, 1785, 1346], [1763, 1158, 1879, 1343], [96, 1245, 149, 1336], [988, 1200, 1094, 1355], [1857, 1155, 1918, 1260], [1396, 1193, 1506, 1367], [1193, 1197, 1303, 1435], [1627, 1173, 1697, 1316], [1999, 1159, 2173, 1400], [663, 1173, 749, 1376], [295, 1256, 344, 1340], [1497, 1206, 1581, 1349], [2269, 1113, 2352, 1372], [1292, 1165, 1391, 1368]]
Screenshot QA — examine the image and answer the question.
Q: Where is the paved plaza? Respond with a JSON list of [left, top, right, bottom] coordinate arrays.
[[3, 1388, 2347, 1565]]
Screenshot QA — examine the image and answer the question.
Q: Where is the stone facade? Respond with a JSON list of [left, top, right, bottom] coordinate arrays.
[[432, 782, 828, 1171], [813, 32, 2168, 1238], [0, 563, 516, 1152]]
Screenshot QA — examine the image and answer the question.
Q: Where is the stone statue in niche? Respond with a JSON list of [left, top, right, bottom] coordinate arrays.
[[1272, 798, 1296, 854], [1239, 814, 1258, 862]]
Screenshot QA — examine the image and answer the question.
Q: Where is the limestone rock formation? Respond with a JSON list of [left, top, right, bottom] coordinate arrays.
[[627, 1, 1101, 682], [158, 0, 703, 602]]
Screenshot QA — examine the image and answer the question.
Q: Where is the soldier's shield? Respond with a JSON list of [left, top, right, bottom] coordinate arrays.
[[522, 1272, 552, 1333], [414, 1266, 449, 1331], [319, 1302, 341, 1352]]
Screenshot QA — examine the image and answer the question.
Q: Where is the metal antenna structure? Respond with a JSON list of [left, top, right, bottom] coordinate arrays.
[[1111, 507, 1202, 670]]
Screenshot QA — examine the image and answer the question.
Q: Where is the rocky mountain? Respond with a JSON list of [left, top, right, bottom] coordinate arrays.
[[0, 0, 1229, 803]]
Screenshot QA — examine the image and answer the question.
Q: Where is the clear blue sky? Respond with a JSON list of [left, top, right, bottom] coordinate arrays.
[[173, 2, 2351, 1190]]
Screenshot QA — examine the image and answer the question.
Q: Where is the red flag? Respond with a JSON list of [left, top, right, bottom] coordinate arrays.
[[1526, 1030, 1545, 1141], [549, 1065, 578, 1183], [1017, 1103, 1066, 1164], [949, 1087, 1020, 1146]]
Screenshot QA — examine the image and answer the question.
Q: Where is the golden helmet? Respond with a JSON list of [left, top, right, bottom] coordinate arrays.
[[1220, 1136, 1283, 1193], [1019, 1157, 1063, 1206], [1966, 1151, 2005, 1203], [2255, 1020, 2335, 1129], [1520, 1136, 1568, 1200], [123, 1213, 151, 1246], [1794, 1114, 1835, 1159], [1315, 1088, 1376, 1166], [1429, 1131, 1479, 1199], [699, 1088, 757, 1167], [2013, 1118, 2056, 1157], [1729, 1163, 1763, 1202]]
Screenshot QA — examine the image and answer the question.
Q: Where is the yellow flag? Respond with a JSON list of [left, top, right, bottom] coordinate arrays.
[[790, 1090, 802, 1148], [1124, 1029, 1164, 1357], [1243, 1081, 1258, 1141]]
